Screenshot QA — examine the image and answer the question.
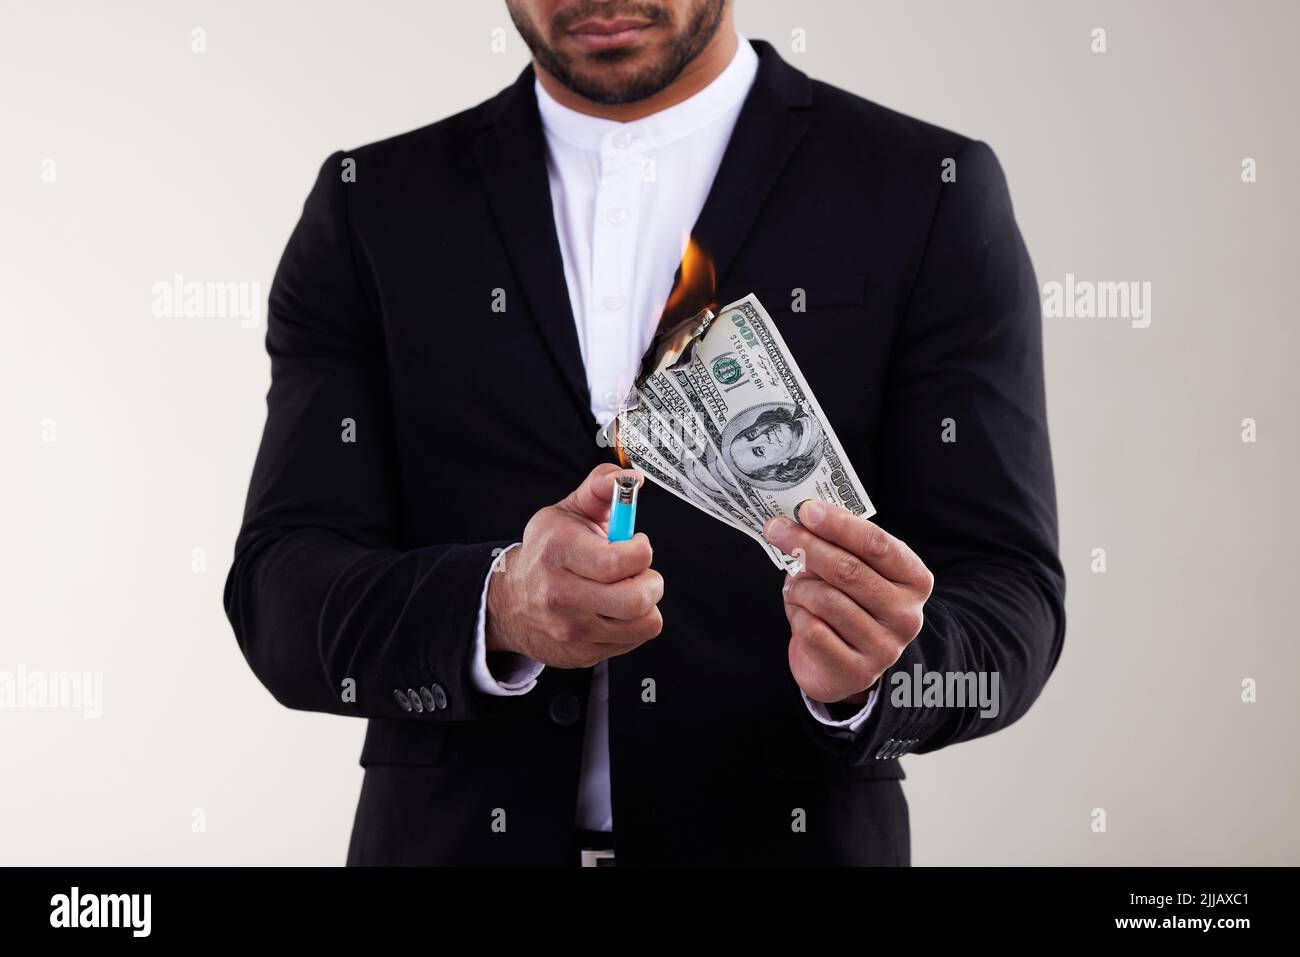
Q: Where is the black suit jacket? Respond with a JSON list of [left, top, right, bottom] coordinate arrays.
[[224, 40, 1065, 866]]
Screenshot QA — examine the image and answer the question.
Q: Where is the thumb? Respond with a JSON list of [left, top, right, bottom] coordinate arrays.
[[562, 463, 643, 526]]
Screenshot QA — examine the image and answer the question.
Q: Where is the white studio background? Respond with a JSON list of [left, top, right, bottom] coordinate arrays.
[[1, 0, 1296, 865]]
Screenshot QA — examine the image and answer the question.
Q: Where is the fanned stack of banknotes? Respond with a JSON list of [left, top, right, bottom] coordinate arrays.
[[606, 293, 875, 573]]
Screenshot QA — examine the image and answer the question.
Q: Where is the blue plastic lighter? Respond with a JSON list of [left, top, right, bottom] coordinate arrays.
[[608, 475, 640, 542]]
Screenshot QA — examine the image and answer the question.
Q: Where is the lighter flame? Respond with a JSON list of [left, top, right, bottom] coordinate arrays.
[[617, 236, 716, 467], [612, 417, 629, 468], [663, 234, 716, 320]]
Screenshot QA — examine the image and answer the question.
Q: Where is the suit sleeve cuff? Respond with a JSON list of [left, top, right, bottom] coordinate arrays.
[[802, 683, 880, 734], [470, 543, 543, 696]]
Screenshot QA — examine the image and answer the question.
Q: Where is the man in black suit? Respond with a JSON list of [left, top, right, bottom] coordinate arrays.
[[225, 0, 1065, 866]]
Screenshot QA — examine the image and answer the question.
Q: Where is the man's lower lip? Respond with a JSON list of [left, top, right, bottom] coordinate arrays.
[[568, 25, 653, 51]]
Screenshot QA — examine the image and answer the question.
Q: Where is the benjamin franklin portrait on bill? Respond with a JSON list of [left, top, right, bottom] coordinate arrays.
[[720, 401, 825, 490]]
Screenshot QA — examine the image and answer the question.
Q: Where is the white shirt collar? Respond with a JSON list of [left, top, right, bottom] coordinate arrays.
[[535, 34, 759, 154]]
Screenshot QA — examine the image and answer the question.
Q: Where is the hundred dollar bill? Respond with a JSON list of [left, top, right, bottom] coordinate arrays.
[[644, 368, 776, 526], [645, 293, 874, 544], [609, 403, 787, 568], [607, 292, 872, 572], [619, 395, 789, 568], [637, 375, 769, 532], [616, 399, 750, 534]]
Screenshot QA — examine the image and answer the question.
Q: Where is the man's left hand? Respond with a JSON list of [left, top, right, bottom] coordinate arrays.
[[763, 500, 934, 706]]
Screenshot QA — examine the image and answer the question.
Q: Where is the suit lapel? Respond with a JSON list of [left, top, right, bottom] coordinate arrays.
[[472, 68, 597, 436], [688, 40, 813, 305]]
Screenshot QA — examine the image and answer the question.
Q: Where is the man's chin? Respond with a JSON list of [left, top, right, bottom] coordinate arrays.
[[570, 58, 647, 90], [546, 42, 677, 99], [563, 79, 664, 106]]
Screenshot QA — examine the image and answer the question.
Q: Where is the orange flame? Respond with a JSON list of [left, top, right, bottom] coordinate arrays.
[[663, 234, 716, 322], [615, 237, 716, 467], [632, 236, 717, 388], [613, 418, 629, 468]]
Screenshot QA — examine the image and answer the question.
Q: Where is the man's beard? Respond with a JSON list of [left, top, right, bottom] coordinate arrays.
[[506, 0, 727, 105]]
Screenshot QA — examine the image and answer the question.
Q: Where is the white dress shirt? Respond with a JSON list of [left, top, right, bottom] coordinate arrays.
[[469, 36, 876, 834]]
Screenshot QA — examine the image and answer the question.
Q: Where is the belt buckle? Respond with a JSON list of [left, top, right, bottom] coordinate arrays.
[[580, 848, 616, 868]]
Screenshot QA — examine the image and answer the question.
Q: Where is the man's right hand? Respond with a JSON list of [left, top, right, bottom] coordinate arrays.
[[485, 463, 663, 668]]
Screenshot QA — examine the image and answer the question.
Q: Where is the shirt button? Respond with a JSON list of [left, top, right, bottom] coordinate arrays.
[[407, 688, 424, 713], [606, 206, 629, 226], [603, 294, 625, 311], [431, 684, 448, 711], [612, 130, 634, 149], [549, 692, 581, 727], [392, 689, 413, 712], [419, 687, 436, 711]]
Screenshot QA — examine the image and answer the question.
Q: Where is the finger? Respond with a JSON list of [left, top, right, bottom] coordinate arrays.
[[563, 568, 663, 621], [793, 501, 931, 590], [765, 516, 898, 621], [561, 531, 653, 583], [584, 606, 663, 647], [562, 463, 645, 527], [784, 604, 872, 704], [783, 575, 889, 657]]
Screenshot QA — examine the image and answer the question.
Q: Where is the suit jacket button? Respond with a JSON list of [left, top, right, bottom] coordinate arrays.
[[407, 688, 424, 713], [549, 692, 581, 726], [419, 687, 437, 711], [393, 689, 413, 712], [431, 684, 448, 710]]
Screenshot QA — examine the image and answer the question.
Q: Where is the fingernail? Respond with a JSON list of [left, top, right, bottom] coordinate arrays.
[[782, 574, 795, 596], [798, 500, 825, 528], [764, 516, 794, 544]]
